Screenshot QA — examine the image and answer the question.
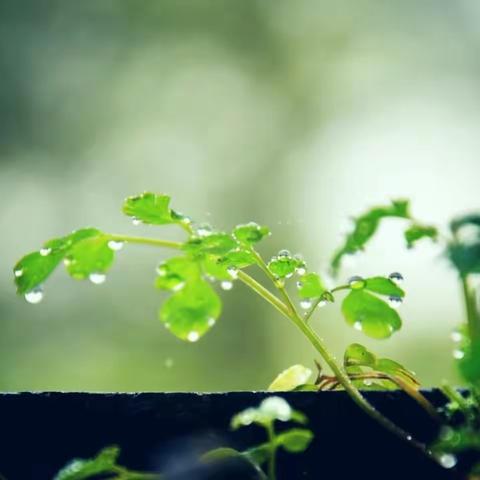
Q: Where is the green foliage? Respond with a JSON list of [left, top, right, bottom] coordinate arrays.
[[122, 192, 182, 226], [53, 446, 158, 480], [296, 273, 325, 299], [342, 290, 401, 338], [233, 222, 270, 245], [404, 223, 438, 248], [331, 199, 410, 274], [267, 364, 312, 392], [267, 251, 303, 279]]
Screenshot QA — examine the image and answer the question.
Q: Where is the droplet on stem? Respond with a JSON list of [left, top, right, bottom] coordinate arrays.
[[300, 299, 312, 310]]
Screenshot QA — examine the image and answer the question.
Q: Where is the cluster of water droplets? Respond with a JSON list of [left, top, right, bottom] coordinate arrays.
[[450, 328, 465, 359]]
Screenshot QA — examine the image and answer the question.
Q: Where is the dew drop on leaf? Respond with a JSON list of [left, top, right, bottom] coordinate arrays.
[[296, 266, 307, 276], [40, 247, 51, 257], [388, 272, 404, 284], [227, 266, 238, 279], [187, 331, 200, 342], [172, 281, 186, 292], [451, 330, 462, 342], [196, 223, 213, 237], [363, 379, 373, 386], [25, 286, 44, 304], [208, 318, 216, 327], [132, 217, 142, 226], [220, 280, 233, 291], [354, 321, 363, 331], [14, 269, 23, 278], [388, 295, 403, 309], [107, 240, 124, 251], [278, 249, 291, 258], [89, 272, 106, 285], [348, 275, 366, 290], [300, 299, 312, 310], [453, 349, 465, 359], [438, 453, 457, 469]]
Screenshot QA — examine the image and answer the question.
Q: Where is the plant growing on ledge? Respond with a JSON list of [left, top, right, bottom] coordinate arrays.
[[13, 193, 442, 461]]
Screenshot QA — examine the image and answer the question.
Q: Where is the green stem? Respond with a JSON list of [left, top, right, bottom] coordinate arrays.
[[461, 275, 480, 342], [304, 285, 350, 323], [108, 234, 183, 250], [238, 272, 428, 454], [266, 422, 277, 480]]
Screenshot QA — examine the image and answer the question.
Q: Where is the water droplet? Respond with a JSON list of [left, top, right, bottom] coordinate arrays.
[[25, 286, 44, 304], [388, 295, 403, 309], [172, 281, 185, 292], [63, 258, 72, 266], [89, 272, 106, 284], [348, 275, 366, 290], [14, 269, 23, 278], [300, 299, 312, 310], [285, 272, 294, 279], [363, 379, 373, 386], [40, 247, 51, 257], [453, 349, 465, 359], [156, 264, 167, 276], [227, 266, 238, 279], [165, 358, 174, 368], [107, 240, 124, 251], [164, 322, 171, 329], [187, 331, 200, 342], [196, 223, 212, 237], [317, 300, 328, 308], [438, 453, 457, 469], [296, 281, 303, 289], [208, 318, 216, 327], [388, 272, 404, 284], [296, 266, 306, 276], [451, 330, 462, 342], [132, 217, 142, 226], [278, 249, 290, 258], [354, 321, 362, 331], [406, 435, 412, 441], [220, 280, 233, 291]]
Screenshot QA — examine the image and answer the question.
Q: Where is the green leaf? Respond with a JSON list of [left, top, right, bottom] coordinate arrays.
[[65, 235, 114, 280], [404, 223, 438, 248], [202, 248, 256, 280], [201, 256, 231, 281], [331, 199, 411, 275], [218, 249, 257, 268], [233, 222, 270, 245], [122, 192, 178, 225], [155, 256, 201, 290], [183, 233, 237, 256], [159, 280, 221, 341], [276, 428, 314, 453], [364, 277, 405, 298], [268, 365, 313, 392], [268, 253, 302, 279], [53, 446, 120, 480], [231, 397, 306, 430], [344, 343, 376, 368], [341, 290, 401, 339], [13, 228, 102, 294], [458, 340, 480, 385], [375, 358, 418, 386], [448, 243, 480, 277], [297, 273, 325, 299], [202, 448, 268, 479], [450, 213, 480, 234]]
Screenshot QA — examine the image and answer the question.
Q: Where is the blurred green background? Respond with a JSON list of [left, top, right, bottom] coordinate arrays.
[[1, 1, 479, 391]]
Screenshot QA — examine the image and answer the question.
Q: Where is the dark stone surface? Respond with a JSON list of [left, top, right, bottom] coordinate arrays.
[[0, 390, 461, 479]]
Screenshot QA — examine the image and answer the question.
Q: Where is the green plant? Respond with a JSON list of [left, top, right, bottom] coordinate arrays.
[[12, 193, 439, 458], [52, 397, 312, 480]]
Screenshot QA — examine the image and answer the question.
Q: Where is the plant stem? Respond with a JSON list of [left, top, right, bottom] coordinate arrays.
[[237, 271, 428, 453], [108, 234, 183, 250], [461, 275, 480, 342], [266, 423, 277, 480]]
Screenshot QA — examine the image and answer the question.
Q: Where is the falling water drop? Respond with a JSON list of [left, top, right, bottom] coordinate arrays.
[[89, 272, 106, 285], [107, 240, 124, 251], [25, 286, 44, 304], [187, 331, 200, 342], [220, 280, 233, 291]]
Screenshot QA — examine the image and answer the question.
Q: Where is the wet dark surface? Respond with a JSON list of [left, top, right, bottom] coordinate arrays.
[[0, 390, 461, 479]]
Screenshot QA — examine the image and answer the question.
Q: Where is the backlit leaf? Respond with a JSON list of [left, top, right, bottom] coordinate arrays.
[[122, 192, 177, 225], [268, 365, 312, 392], [344, 343, 376, 368], [341, 290, 401, 339], [233, 222, 270, 245], [364, 277, 405, 298], [276, 428, 314, 453], [297, 273, 325, 299], [155, 256, 201, 290]]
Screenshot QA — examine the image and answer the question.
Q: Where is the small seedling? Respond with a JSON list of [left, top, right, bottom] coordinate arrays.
[[52, 397, 312, 480], [11, 194, 443, 459]]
